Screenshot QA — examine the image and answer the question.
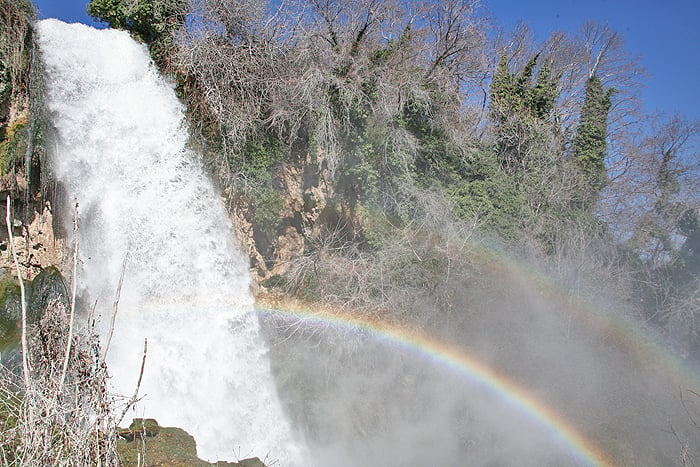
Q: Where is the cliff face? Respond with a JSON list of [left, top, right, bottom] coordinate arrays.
[[228, 148, 357, 290], [0, 198, 65, 281], [0, 17, 66, 281]]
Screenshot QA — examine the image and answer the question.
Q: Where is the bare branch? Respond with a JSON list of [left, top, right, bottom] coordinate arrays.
[[103, 253, 128, 361], [118, 338, 148, 426]]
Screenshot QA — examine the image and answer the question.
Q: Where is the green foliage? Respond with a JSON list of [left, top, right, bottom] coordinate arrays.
[[240, 132, 284, 182], [655, 148, 681, 210], [248, 185, 285, 241], [87, 0, 186, 65], [529, 62, 558, 119], [676, 209, 700, 279], [0, 0, 35, 143], [356, 203, 398, 249], [481, 54, 579, 241], [490, 53, 557, 124], [449, 176, 528, 240], [86, 0, 129, 30], [489, 53, 560, 173], [489, 54, 517, 121], [329, 85, 382, 204], [572, 75, 613, 206], [87, 0, 186, 43], [399, 98, 465, 183], [0, 384, 21, 462], [0, 115, 27, 175], [0, 0, 36, 70]]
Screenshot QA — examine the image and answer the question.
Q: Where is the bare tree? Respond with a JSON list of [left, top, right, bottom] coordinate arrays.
[[601, 114, 700, 252], [421, 0, 487, 90]]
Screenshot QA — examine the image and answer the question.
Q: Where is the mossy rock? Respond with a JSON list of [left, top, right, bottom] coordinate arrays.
[[129, 418, 161, 437], [235, 458, 267, 467], [116, 420, 268, 467], [27, 265, 69, 323], [0, 266, 70, 366], [118, 418, 161, 442], [118, 424, 209, 467], [0, 276, 21, 355]]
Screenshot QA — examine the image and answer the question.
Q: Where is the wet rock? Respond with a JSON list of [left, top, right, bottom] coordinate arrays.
[[0, 266, 69, 368], [118, 418, 161, 442], [117, 419, 269, 467]]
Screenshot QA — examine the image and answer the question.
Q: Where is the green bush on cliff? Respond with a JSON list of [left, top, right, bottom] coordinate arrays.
[[240, 132, 284, 182], [87, 0, 187, 66], [0, 116, 27, 175], [87, 0, 187, 43]]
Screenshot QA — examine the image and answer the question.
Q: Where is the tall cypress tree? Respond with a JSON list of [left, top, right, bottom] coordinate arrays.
[[572, 75, 614, 207], [527, 61, 557, 120]]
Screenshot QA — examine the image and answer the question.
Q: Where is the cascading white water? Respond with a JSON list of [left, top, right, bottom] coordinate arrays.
[[37, 19, 302, 463]]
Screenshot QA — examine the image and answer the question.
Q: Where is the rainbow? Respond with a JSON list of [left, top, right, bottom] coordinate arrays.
[[126, 239, 700, 464], [476, 243, 700, 391], [257, 300, 616, 467]]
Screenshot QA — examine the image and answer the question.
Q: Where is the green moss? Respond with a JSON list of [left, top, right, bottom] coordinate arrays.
[[249, 186, 284, 237], [0, 267, 70, 353], [0, 277, 21, 353], [0, 117, 27, 176]]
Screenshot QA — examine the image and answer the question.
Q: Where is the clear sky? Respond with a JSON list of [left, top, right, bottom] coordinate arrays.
[[32, 0, 700, 121], [485, 0, 700, 121]]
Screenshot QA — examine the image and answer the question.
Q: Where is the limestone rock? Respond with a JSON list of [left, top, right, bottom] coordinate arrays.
[[0, 202, 66, 281]]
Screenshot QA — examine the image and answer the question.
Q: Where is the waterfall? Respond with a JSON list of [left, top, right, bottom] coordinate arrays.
[[37, 19, 301, 463]]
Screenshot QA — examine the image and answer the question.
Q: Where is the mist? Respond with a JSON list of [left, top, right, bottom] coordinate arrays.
[[258, 247, 700, 466]]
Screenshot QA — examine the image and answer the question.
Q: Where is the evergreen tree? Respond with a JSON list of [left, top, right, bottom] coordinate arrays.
[[572, 75, 614, 207], [488, 53, 558, 172], [489, 54, 518, 124], [527, 61, 557, 120]]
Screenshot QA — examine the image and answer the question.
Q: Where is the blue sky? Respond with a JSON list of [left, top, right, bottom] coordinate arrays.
[[33, 0, 700, 121], [486, 0, 700, 121]]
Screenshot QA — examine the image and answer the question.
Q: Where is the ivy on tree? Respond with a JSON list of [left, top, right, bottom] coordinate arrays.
[[571, 75, 614, 208], [488, 53, 558, 172]]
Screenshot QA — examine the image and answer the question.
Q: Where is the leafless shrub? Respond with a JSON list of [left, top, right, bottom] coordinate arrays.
[[0, 203, 135, 466], [0, 295, 127, 466], [174, 0, 490, 183], [280, 186, 478, 326]]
